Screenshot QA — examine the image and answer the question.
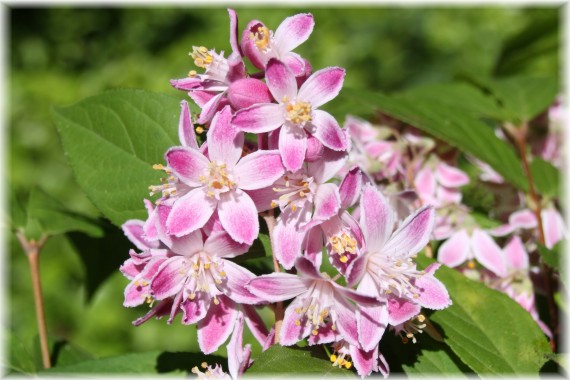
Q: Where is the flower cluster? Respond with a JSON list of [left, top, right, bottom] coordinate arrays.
[[111, 9, 565, 378], [346, 98, 565, 340]]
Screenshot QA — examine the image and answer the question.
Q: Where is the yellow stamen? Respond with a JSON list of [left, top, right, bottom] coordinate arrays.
[[250, 25, 270, 51], [286, 101, 312, 125], [190, 46, 213, 68]]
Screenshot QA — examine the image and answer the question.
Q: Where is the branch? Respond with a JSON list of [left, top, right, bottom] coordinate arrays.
[[16, 231, 51, 368]]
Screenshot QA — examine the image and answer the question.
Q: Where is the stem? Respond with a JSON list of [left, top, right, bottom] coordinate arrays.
[[262, 211, 284, 344], [512, 128, 558, 352], [17, 232, 51, 368]]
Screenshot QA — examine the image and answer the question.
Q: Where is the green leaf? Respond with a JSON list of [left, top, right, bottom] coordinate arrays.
[[471, 212, 502, 230], [248, 345, 355, 376], [50, 340, 94, 367], [537, 242, 563, 272], [44, 350, 224, 374], [402, 340, 469, 376], [7, 333, 38, 375], [398, 82, 504, 119], [380, 328, 470, 376], [530, 158, 560, 198], [418, 257, 552, 374], [27, 188, 103, 238], [53, 89, 183, 227], [335, 87, 528, 191], [8, 188, 28, 230], [478, 76, 559, 123]]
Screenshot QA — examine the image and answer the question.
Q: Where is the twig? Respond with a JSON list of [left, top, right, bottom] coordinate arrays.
[[510, 123, 558, 352], [261, 211, 284, 344], [16, 232, 51, 368]]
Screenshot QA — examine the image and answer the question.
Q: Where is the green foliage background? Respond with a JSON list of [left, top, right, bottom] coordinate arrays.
[[8, 5, 560, 374]]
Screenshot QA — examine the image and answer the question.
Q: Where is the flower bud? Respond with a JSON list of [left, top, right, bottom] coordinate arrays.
[[227, 78, 273, 110], [305, 134, 324, 162]]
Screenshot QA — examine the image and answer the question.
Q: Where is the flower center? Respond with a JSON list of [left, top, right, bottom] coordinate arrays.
[[367, 253, 424, 299], [329, 233, 358, 263], [271, 173, 316, 212], [191, 46, 214, 68], [250, 25, 271, 51], [183, 253, 227, 305], [285, 100, 312, 125], [199, 161, 236, 199], [294, 280, 335, 336]]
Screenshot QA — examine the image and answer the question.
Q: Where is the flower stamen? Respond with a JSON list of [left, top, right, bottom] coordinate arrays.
[[190, 46, 213, 68]]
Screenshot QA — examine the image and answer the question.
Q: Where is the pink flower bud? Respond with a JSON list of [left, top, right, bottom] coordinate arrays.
[[227, 78, 273, 110], [305, 134, 324, 162]]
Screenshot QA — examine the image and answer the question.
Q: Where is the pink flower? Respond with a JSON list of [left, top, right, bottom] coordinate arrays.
[[232, 59, 348, 172], [122, 216, 269, 354], [491, 236, 552, 337], [247, 257, 378, 347], [170, 48, 248, 124], [346, 185, 451, 352], [344, 115, 405, 181], [258, 149, 348, 269], [226, 311, 253, 379], [240, 13, 314, 76], [438, 228, 506, 277], [163, 106, 284, 244], [490, 207, 566, 249], [329, 339, 390, 378], [414, 160, 469, 207], [303, 166, 365, 273]]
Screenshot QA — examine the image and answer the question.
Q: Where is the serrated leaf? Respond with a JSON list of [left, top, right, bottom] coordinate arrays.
[[53, 89, 183, 227], [530, 158, 560, 198], [418, 257, 552, 374], [248, 345, 355, 376], [44, 350, 224, 375], [27, 188, 103, 238], [334, 87, 528, 191]]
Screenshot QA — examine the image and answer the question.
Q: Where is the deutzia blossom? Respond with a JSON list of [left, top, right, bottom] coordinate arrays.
[[346, 185, 451, 352], [247, 257, 378, 346], [438, 227, 506, 277], [240, 13, 314, 76], [163, 106, 285, 244], [232, 58, 348, 171]]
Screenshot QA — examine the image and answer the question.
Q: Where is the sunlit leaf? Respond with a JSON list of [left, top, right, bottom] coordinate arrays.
[[418, 257, 552, 374], [248, 345, 355, 376], [53, 89, 184, 227]]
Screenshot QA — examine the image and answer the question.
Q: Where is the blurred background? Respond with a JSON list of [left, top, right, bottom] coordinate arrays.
[[7, 5, 560, 372]]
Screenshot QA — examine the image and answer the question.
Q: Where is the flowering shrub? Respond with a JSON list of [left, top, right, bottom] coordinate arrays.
[[38, 6, 563, 378]]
